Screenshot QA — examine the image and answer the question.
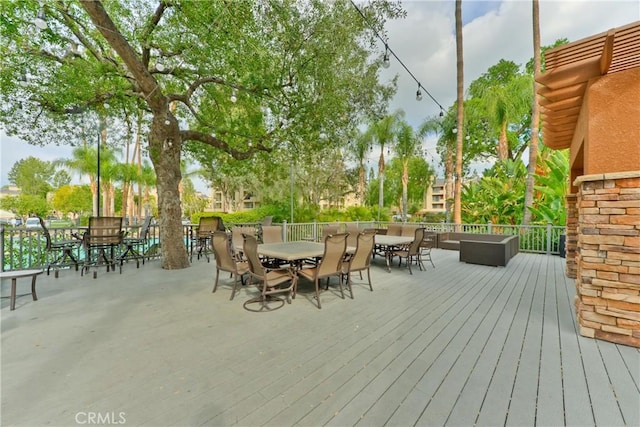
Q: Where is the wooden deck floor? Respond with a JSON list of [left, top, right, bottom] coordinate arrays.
[[1, 250, 638, 426]]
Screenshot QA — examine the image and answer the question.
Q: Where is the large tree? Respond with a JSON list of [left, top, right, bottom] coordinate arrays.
[[7, 156, 55, 197], [1, 0, 400, 269]]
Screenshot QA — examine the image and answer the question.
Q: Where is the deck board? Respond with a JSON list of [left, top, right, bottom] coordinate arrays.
[[1, 250, 638, 427]]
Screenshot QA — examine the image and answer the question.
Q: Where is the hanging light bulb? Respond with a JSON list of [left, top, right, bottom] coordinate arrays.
[[156, 59, 165, 72], [18, 74, 28, 86], [416, 84, 423, 101], [452, 127, 458, 134], [34, 7, 47, 30], [382, 44, 390, 69], [230, 89, 237, 103]]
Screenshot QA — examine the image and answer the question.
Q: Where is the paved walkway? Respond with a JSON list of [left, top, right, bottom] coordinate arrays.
[[1, 250, 638, 426]]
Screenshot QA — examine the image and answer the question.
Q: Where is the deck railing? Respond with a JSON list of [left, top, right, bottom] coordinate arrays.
[[1, 221, 565, 271]]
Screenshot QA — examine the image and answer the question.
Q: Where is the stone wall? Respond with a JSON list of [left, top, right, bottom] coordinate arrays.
[[574, 172, 640, 347], [565, 193, 578, 279]]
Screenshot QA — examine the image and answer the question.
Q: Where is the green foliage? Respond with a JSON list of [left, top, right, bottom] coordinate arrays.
[[51, 185, 92, 216], [528, 148, 569, 225], [7, 156, 55, 197], [462, 159, 527, 225], [0, 194, 49, 218]]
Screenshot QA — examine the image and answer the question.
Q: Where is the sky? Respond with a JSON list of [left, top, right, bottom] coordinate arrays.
[[1, 0, 638, 190]]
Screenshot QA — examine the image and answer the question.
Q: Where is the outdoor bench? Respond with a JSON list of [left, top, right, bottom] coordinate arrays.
[[436, 232, 519, 267]]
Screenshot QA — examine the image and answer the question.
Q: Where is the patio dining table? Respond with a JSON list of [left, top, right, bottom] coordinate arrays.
[[258, 241, 326, 263]]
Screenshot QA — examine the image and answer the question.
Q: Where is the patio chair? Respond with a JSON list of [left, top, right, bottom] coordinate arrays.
[[38, 217, 81, 278], [119, 216, 153, 269], [298, 233, 348, 309], [231, 226, 256, 260], [261, 216, 273, 226], [242, 234, 297, 312], [211, 231, 249, 300], [388, 227, 425, 275], [419, 232, 436, 269], [81, 216, 124, 278], [321, 224, 341, 241], [401, 224, 419, 237], [341, 231, 375, 298], [191, 216, 224, 262], [260, 225, 283, 244], [345, 223, 361, 248], [386, 223, 403, 236]]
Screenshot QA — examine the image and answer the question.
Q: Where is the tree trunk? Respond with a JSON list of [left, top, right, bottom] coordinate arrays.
[[378, 149, 385, 222], [402, 160, 409, 217], [498, 121, 509, 160], [523, 0, 541, 225], [454, 0, 464, 228], [358, 163, 365, 205], [445, 147, 454, 223], [148, 114, 190, 269]]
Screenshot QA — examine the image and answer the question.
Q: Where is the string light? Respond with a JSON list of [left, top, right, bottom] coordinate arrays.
[[416, 84, 423, 101], [230, 88, 237, 103], [382, 44, 390, 68], [349, 0, 445, 111]]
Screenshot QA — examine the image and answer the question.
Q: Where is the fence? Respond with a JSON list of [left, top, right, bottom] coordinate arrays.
[[1, 221, 565, 272]]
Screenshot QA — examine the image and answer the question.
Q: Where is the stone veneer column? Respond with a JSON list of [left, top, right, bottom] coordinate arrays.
[[574, 172, 640, 347], [565, 193, 578, 279]]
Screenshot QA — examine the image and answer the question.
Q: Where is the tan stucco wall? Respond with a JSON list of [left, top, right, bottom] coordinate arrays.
[[582, 68, 640, 175]]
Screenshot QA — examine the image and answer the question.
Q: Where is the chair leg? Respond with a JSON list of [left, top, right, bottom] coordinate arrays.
[[230, 274, 237, 300], [345, 273, 353, 299], [337, 275, 345, 299], [366, 268, 373, 291], [212, 268, 219, 293], [315, 279, 322, 309]]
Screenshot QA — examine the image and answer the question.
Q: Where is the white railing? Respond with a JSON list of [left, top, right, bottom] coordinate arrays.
[[1, 221, 565, 271]]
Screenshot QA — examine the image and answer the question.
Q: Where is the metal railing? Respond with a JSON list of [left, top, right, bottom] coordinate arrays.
[[1, 221, 565, 271]]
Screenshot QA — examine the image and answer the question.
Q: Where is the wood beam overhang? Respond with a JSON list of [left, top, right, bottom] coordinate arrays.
[[537, 29, 619, 150]]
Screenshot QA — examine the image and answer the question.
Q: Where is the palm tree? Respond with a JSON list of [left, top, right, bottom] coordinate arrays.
[[454, 0, 465, 226], [523, 0, 541, 225], [56, 146, 99, 216], [394, 121, 421, 219], [366, 111, 404, 222]]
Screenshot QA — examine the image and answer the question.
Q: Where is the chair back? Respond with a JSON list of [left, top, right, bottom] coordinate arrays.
[[35, 217, 55, 251], [139, 216, 153, 240], [348, 231, 375, 271], [212, 231, 236, 271], [86, 217, 123, 245], [261, 216, 273, 226], [345, 223, 361, 247], [243, 234, 265, 278], [387, 223, 402, 236], [317, 233, 348, 277], [409, 228, 426, 255], [322, 224, 341, 240], [197, 216, 223, 237], [261, 225, 283, 244], [401, 224, 419, 237], [232, 226, 256, 252]]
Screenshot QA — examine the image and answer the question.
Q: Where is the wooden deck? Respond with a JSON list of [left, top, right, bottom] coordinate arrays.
[[1, 250, 638, 426]]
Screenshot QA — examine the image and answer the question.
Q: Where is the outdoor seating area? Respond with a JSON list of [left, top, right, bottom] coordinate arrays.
[[1, 250, 636, 426]]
